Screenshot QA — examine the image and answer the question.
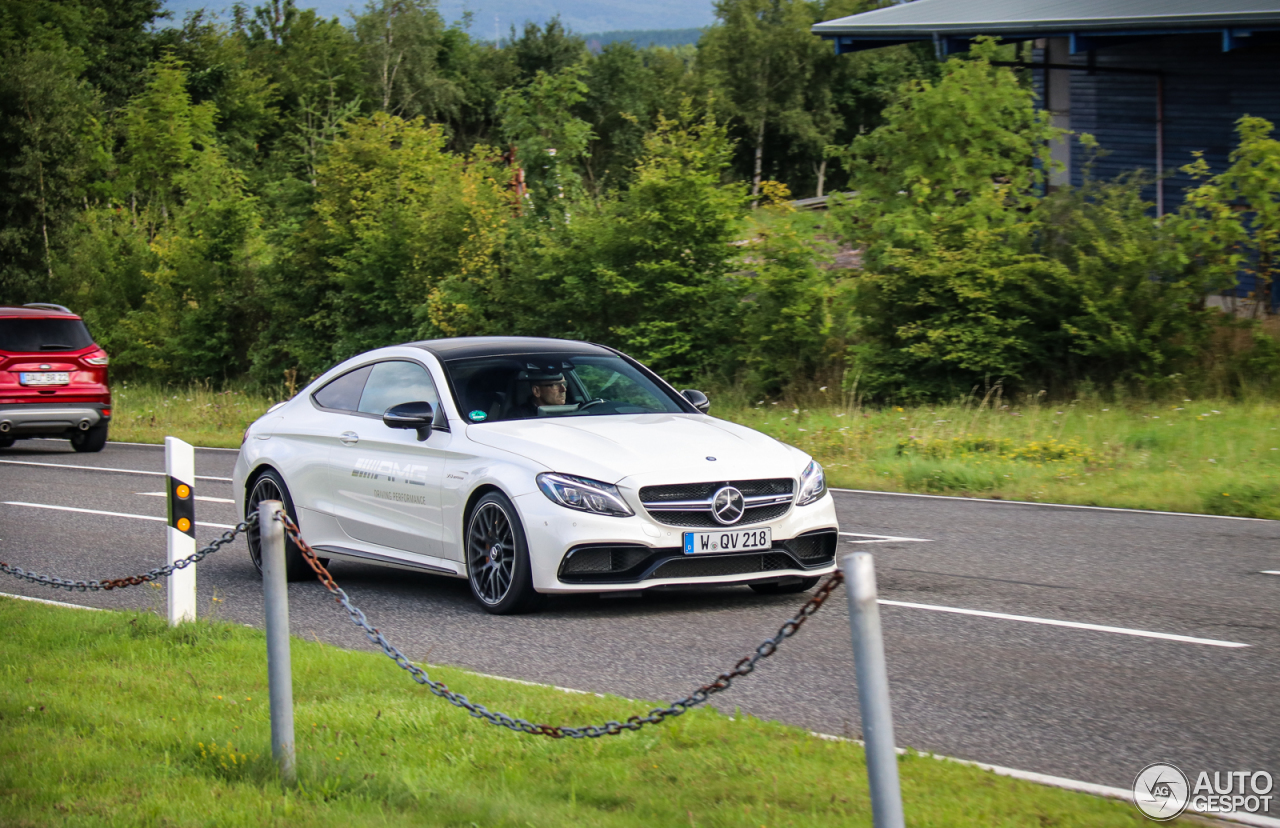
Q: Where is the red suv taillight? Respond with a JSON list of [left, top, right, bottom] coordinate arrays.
[[83, 349, 109, 366]]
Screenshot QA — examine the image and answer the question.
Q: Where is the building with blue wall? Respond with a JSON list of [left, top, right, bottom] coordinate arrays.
[[813, 1, 1280, 304]]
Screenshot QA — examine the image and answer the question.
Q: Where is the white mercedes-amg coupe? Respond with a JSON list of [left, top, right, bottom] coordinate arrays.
[[234, 337, 839, 613]]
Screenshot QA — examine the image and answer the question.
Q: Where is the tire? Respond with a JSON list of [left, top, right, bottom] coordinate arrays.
[[750, 576, 820, 595], [465, 491, 541, 614], [0, 436, 14, 449], [70, 423, 108, 453], [245, 469, 313, 582]]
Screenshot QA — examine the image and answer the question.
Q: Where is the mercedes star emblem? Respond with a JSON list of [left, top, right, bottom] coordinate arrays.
[[711, 486, 745, 525]]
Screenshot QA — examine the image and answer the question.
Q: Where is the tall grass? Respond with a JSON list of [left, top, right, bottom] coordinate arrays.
[[110, 383, 283, 448], [715, 389, 1280, 518]]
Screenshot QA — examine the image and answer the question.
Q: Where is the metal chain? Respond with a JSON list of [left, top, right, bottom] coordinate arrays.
[[279, 511, 844, 739], [0, 512, 257, 592]]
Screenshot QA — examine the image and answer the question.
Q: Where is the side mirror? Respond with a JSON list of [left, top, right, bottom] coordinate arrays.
[[681, 389, 710, 414], [383, 401, 434, 441]]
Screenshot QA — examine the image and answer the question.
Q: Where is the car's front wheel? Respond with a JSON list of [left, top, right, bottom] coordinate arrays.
[[466, 491, 540, 614], [245, 469, 313, 582]]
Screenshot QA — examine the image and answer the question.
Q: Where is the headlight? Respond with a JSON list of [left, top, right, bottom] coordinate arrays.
[[796, 460, 826, 506], [537, 473, 634, 517]]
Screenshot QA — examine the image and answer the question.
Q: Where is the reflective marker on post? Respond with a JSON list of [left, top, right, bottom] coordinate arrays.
[[165, 436, 196, 625]]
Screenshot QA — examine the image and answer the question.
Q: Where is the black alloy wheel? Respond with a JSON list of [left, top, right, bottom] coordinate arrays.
[[750, 576, 820, 595], [466, 492, 540, 614], [245, 469, 315, 582], [0, 436, 14, 448]]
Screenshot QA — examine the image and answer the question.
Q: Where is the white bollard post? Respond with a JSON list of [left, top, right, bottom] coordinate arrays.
[[259, 499, 297, 784], [842, 552, 905, 828], [165, 436, 197, 625]]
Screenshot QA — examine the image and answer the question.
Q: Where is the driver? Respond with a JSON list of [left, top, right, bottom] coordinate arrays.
[[513, 367, 568, 418]]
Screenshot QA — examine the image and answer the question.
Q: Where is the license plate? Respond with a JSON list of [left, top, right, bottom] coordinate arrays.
[[683, 527, 772, 555], [19, 372, 70, 386]]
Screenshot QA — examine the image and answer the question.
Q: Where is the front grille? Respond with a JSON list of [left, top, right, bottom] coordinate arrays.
[[639, 477, 794, 527], [640, 478, 793, 502], [557, 534, 834, 585], [649, 501, 791, 528]]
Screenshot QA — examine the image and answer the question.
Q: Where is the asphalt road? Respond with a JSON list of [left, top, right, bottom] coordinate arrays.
[[2, 439, 1278, 798]]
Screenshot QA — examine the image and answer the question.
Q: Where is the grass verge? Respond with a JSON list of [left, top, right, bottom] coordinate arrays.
[[721, 392, 1280, 519], [0, 597, 1158, 827], [103, 383, 1280, 518]]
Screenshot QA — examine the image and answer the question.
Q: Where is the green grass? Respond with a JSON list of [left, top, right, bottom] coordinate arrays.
[[110, 383, 283, 449], [1, 598, 1162, 827], [105, 383, 1280, 518], [715, 390, 1280, 519]]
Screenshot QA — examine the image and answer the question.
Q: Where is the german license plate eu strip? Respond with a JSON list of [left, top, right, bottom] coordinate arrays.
[[682, 527, 772, 555]]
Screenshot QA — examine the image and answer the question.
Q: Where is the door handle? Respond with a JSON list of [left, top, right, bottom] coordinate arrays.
[[339, 431, 359, 445]]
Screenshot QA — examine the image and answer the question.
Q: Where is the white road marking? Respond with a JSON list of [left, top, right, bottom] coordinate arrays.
[[136, 491, 234, 504], [31, 437, 239, 452], [107, 440, 240, 452], [1263, 571, 1280, 576], [879, 598, 1248, 648], [840, 531, 932, 543], [0, 592, 104, 611], [831, 487, 1271, 521], [4, 501, 235, 530], [0, 459, 231, 482]]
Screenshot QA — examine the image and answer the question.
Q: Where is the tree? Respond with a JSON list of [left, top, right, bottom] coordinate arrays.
[[698, 0, 817, 203], [353, 0, 458, 119], [0, 41, 101, 300], [1172, 116, 1280, 315], [252, 113, 510, 381], [508, 104, 746, 380], [497, 63, 594, 215]]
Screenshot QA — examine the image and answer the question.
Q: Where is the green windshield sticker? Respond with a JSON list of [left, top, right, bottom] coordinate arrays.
[[468, 410, 487, 421]]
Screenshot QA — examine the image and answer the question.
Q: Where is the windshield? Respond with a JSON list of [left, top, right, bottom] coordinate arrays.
[[0, 318, 94, 352], [444, 352, 686, 423]]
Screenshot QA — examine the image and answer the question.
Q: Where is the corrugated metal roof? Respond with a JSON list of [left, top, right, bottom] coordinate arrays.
[[813, 0, 1280, 37]]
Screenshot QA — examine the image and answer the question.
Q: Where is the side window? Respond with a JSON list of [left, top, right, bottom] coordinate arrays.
[[312, 365, 373, 412], [358, 361, 441, 417]]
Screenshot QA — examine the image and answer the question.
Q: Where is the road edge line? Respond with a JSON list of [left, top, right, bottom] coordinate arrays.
[[0, 592, 104, 611]]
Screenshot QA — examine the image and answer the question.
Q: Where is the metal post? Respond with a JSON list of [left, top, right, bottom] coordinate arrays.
[[259, 500, 296, 784], [842, 552, 905, 828], [165, 436, 196, 625]]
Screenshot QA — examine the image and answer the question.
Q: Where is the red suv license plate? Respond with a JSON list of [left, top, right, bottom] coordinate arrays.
[[19, 372, 70, 386]]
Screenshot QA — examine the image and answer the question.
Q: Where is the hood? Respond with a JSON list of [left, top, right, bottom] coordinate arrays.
[[465, 413, 807, 486]]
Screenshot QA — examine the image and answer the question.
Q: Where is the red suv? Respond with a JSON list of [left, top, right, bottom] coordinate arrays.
[[0, 304, 112, 452]]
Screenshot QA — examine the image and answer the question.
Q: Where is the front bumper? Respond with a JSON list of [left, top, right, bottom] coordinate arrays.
[[0, 403, 110, 437], [516, 489, 840, 593]]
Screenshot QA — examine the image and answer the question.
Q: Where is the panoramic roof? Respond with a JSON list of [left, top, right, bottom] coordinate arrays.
[[813, 0, 1280, 37]]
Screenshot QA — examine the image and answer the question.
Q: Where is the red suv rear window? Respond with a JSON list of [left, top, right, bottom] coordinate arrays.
[[0, 318, 95, 353]]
